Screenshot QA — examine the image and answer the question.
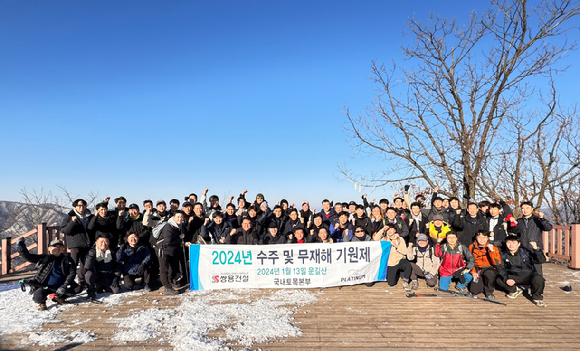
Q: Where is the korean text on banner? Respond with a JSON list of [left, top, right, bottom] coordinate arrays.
[[189, 241, 391, 290]]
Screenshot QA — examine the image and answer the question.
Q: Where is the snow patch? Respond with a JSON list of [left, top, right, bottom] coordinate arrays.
[[0, 282, 75, 334], [112, 289, 317, 350]]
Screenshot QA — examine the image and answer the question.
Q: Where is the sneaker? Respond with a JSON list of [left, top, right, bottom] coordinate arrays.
[[485, 294, 495, 301], [411, 280, 419, 290], [52, 296, 68, 305], [37, 303, 47, 311], [455, 285, 468, 294], [402, 281, 412, 292], [506, 286, 523, 299], [144, 285, 152, 293], [533, 299, 547, 307]]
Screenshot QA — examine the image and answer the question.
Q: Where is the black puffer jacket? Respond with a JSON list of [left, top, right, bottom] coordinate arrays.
[[88, 213, 119, 248], [61, 209, 93, 248], [84, 245, 119, 274], [18, 241, 76, 286]]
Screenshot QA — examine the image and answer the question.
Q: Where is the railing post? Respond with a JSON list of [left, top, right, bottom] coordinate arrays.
[[570, 224, 580, 269], [37, 223, 47, 255], [2, 238, 11, 275], [542, 230, 550, 257]]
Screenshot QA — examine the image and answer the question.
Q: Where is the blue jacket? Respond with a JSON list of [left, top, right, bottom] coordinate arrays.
[[116, 243, 151, 275]]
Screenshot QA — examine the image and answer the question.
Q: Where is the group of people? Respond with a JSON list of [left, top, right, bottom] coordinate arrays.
[[18, 187, 552, 310]]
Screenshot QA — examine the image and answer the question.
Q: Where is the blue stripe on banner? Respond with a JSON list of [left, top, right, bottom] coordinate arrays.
[[189, 245, 202, 290], [375, 241, 392, 281]]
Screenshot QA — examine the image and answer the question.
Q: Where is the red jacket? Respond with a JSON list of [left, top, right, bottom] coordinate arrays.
[[435, 242, 475, 277]]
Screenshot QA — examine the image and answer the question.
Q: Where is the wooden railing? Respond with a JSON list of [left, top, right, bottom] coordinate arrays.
[[542, 224, 580, 269], [0, 223, 62, 275], [2, 222, 580, 274]]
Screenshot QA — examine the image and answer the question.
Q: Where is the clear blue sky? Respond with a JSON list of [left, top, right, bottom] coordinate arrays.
[[1, 1, 578, 209]]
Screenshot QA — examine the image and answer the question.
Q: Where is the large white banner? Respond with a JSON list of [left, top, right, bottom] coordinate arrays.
[[189, 241, 391, 290]]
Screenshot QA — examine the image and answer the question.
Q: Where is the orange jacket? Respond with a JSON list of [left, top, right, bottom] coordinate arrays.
[[468, 243, 501, 274]]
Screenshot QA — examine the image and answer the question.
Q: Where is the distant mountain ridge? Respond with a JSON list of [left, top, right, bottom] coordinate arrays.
[[0, 200, 68, 238]]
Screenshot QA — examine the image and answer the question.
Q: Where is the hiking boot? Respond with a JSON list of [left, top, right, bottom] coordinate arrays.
[[506, 286, 523, 299], [485, 294, 495, 301], [402, 281, 412, 292], [163, 287, 180, 295], [74, 283, 85, 294], [411, 280, 419, 290], [37, 303, 47, 311], [455, 285, 468, 294], [533, 299, 547, 308], [52, 296, 68, 305]]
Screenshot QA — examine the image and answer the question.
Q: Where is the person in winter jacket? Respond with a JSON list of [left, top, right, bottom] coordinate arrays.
[[384, 207, 409, 239], [496, 235, 547, 307], [261, 221, 287, 244], [467, 230, 502, 299], [368, 205, 386, 240], [453, 202, 488, 247], [224, 203, 240, 229], [226, 217, 259, 245], [427, 196, 448, 222], [116, 203, 150, 247], [351, 205, 372, 236], [287, 227, 308, 244], [383, 223, 412, 291], [329, 212, 352, 243], [407, 234, 440, 289], [61, 198, 93, 284], [309, 227, 332, 243], [116, 232, 151, 291], [486, 201, 520, 248], [349, 225, 372, 242], [282, 208, 304, 240], [88, 202, 119, 249], [84, 235, 121, 302], [516, 201, 552, 276], [427, 215, 452, 245], [201, 211, 233, 244], [435, 231, 475, 293], [17, 238, 79, 310], [307, 213, 329, 242], [319, 199, 337, 227], [158, 211, 186, 295], [407, 202, 428, 245]]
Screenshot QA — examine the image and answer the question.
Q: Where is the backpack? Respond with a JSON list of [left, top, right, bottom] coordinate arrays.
[[152, 221, 168, 240]]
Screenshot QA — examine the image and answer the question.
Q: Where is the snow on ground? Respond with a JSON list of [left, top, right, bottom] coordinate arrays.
[[112, 289, 318, 350], [1, 281, 318, 350], [0, 282, 135, 346]]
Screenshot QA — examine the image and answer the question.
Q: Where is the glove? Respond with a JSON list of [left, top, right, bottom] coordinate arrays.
[[17, 237, 25, 245], [111, 276, 120, 289], [136, 264, 145, 276], [56, 285, 67, 297], [404, 184, 410, 192], [452, 269, 466, 284]]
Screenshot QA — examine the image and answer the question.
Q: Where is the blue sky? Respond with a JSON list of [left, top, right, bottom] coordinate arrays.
[[1, 1, 578, 209]]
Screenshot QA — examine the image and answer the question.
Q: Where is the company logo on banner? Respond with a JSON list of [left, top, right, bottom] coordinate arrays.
[[189, 241, 391, 290]]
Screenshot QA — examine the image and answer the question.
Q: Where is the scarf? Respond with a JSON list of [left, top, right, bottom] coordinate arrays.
[[73, 209, 88, 229], [96, 248, 113, 263]]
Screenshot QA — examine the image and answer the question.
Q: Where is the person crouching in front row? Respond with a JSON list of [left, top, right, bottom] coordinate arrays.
[[17, 238, 80, 310], [84, 234, 121, 302], [407, 233, 441, 290], [435, 231, 474, 294], [116, 232, 151, 292]]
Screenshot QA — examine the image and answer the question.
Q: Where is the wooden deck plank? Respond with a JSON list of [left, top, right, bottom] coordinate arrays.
[[1, 263, 579, 350]]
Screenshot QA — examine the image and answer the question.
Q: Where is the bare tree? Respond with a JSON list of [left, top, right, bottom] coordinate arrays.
[[0, 186, 101, 237], [342, 0, 580, 214]]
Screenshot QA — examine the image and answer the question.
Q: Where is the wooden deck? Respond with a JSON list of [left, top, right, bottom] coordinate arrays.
[[1, 263, 580, 350]]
